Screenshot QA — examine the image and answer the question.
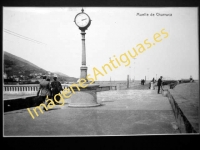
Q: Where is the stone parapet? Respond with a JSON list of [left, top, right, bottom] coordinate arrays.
[[166, 89, 199, 133]]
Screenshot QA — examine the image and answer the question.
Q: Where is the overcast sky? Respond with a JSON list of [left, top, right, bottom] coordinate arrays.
[[3, 7, 198, 81]]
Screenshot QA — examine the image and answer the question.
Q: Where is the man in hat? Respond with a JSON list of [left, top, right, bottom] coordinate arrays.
[[51, 74, 63, 105]]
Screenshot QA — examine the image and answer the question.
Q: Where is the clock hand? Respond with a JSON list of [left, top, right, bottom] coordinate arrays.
[[82, 18, 87, 21]]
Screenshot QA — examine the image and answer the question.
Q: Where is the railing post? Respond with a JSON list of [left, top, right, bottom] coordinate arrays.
[[127, 75, 129, 88]]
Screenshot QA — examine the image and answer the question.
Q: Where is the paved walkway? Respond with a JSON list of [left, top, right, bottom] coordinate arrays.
[[4, 89, 180, 136]]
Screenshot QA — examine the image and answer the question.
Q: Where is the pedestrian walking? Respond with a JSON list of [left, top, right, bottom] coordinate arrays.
[[36, 75, 52, 110], [51, 74, 63, 105], [157, 76, 163, 94]]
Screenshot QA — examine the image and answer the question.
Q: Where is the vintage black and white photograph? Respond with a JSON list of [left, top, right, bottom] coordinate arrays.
[[3, 7, 199, 136]]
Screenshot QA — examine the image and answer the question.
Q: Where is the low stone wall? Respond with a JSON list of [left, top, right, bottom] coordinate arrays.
[[96, 86, 117, 92], [4, 96, 37, 112], [165, 89, 198, 133]]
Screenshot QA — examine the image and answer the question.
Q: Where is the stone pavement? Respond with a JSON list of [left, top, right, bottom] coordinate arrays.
[[4, 90, 180, 136]]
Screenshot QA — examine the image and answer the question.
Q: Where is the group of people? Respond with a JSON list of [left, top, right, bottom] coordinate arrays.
[[141, 79, 145, 85], [148, 76, 163, 94], [36, 74, 63, 109]]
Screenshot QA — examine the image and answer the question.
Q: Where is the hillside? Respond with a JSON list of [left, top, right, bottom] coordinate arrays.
[[4, 51, 47, 76], [3, 51, 78, 82]]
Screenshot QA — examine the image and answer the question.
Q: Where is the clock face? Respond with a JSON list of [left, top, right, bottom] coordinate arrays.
[[75, 13, 90, 27]]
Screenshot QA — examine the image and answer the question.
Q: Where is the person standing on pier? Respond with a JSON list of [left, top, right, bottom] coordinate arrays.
[[152, 78, 155, 83], [157, 76, 163, 94], [37, 75, 52, 108], [149, 78, 155, 89], [51, 74, 63, 105]]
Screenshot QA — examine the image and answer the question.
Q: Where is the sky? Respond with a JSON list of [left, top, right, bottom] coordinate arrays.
[[3, 7, 199, 81]]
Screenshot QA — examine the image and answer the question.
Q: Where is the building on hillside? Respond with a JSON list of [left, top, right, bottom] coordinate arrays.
[[15, 78, 19, 81], [36, 75, 42, 79], [30, 78, 43, 83], [3, 72, 7, 79]]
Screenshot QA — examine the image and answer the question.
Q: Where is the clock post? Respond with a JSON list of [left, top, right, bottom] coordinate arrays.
[[74, 8, 91, 81], [68, 8, 100, 107], [80, 30, 87, 80]]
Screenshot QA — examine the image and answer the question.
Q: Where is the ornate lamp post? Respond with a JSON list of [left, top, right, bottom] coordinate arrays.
[[74, 8, 91, 81]]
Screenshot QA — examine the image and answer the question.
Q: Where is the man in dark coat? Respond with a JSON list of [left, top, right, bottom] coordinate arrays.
[[157, 76, 163, 94], [51, 74, 63, 105]]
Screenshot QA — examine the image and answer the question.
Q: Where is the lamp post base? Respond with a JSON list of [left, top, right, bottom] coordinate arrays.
[[67, 84, 101, 108], [80, 66, 88, 81]]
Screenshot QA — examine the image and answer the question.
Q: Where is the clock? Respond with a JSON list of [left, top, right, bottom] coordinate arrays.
[[74, 10, 91, 30]]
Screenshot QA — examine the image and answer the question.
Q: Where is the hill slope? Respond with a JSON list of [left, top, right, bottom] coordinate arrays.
[[4, 51, 78, 82], [4, 51, 46, 76]]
